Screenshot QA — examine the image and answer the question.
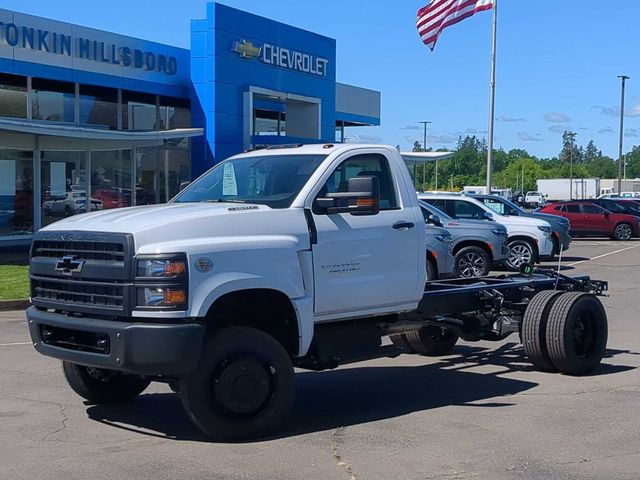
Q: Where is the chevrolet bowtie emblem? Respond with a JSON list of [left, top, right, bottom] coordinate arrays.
[[55, 255, 85, 276], [232, 39, 261, 59]]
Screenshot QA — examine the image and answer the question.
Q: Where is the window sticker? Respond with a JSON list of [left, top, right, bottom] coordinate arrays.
[[222, 162, 238, 196]]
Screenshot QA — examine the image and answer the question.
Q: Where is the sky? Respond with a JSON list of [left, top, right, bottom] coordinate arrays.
[[5, 0, 640, 159]]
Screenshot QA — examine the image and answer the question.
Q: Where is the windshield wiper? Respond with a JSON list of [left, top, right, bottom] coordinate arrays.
[[200, 199, 247, 204]]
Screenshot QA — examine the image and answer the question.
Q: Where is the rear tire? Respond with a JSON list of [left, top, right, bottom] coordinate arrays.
[[613, 223, 633, 241], [506, 239, 536, 271], [521, 290, 564, 372], [179, 326, 295, 441], [545, 293, 608, 376], [454, 246, 491, 278], [62, 362, 150, 404], [402, 326, 459, 356]]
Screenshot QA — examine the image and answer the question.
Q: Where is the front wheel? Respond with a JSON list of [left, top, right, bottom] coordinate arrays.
[[179, 326, 295, 441], [505, 239, 536, 271], [613, 223, 633, 241], [454, 246, 491, 278], [62, 362, 151, 404]]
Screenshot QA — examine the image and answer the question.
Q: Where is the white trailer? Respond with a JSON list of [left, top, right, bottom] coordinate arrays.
[[537, 178, 600, 201]]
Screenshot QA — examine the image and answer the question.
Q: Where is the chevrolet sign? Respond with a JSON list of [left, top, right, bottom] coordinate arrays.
[[232, 39, 329, 77]]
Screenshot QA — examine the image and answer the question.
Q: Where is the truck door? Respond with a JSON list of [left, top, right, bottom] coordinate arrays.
[[310, 152, 422, 316]]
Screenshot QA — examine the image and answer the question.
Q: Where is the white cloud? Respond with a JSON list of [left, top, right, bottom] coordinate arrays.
[[544, 112, 571, 123], [344, 134, 384, 144], [400, 125, 421, 130], [518, 132, 543, 142], [593, 98, 640, 118], [499, 115, 525, 122], [625, 128, 639, 138], [549, 125, 566, 134], [598, 127, 614, 134]]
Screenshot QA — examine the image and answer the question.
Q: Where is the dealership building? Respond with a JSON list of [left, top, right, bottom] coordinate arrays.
[[0, 2, 381, 248]]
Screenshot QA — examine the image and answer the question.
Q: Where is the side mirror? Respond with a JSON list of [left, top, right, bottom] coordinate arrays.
[[316, 176, 380, 216], [179, 181, 191, 192], [428, 214, 442, 227], [483, 211, 494, 221]]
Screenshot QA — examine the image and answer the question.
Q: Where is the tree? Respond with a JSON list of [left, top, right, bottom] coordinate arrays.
[[559, 131, 582, 165], [583, 140, 600, 163], [412, 140, 424, 152]]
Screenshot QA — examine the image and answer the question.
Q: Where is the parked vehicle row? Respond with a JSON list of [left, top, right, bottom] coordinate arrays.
[[539, 199, 640, 240]]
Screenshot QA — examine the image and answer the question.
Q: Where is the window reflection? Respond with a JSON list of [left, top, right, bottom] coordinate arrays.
[[0, 150, 33, 236], [0, 74, 27, 119], [79, 85, 118, 129], [32, 78, 75, 123]]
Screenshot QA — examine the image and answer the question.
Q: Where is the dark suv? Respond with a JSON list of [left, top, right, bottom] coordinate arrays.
[[471, 194, 571, 257]]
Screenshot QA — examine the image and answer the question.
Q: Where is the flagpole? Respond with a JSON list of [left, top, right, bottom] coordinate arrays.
[[486, 0, 498, 193]]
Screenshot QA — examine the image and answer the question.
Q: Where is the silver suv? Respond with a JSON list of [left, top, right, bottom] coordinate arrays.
[[419, 200, 509, 277]]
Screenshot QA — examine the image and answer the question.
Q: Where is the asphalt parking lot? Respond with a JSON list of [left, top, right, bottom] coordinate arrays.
[[2, 239, 640, 480]]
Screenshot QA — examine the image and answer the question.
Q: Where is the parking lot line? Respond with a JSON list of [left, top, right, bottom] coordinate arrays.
[[568, 244, 640, 267], [0, 342, 32, 347]]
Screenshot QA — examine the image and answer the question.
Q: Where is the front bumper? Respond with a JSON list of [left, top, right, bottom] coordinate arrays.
[[27, 307, 204, 376]]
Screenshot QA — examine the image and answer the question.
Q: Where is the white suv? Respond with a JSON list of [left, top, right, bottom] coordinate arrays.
[[419, 194, 554, 270]]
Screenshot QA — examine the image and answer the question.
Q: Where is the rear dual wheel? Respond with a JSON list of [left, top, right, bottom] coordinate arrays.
[[522, 291, 608, 375]]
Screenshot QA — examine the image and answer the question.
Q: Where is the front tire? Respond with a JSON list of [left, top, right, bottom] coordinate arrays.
[[506, 239, 536, 271], [427, 258, 437, 281], [454, 246, 491, 278], [62, 362, 151, 404], [613, 223, 633, 241], [179, 326, 295, 441]]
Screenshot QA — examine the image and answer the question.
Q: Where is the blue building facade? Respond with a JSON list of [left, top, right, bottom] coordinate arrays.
[[0, 3, 380, 248]]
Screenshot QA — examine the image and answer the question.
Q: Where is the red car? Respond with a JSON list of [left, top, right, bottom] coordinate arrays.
[[539, 201, 640, 240]]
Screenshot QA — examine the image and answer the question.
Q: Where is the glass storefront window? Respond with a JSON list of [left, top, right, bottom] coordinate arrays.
[[79, 85, 118, 129], [32, 78, 75, 123], [123, 90, 157, 130], [91, 150, 132, 209], [254, 109, 285, 136], [159, 96, 190, 130], [137, 141, 191, 205], [40, 152, 86, 227], [0, 74, 27, 119], [0, 150, 33, 237]]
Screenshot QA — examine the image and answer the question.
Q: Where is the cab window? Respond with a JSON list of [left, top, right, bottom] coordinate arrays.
[[319, 153, 397, 210], [452, 200, 486, 220]]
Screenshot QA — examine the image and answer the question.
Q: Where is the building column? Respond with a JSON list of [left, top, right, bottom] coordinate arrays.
[[33, 135, 41, 232]]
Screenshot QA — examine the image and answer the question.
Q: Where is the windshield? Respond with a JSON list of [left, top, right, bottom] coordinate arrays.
[[173, 154, 327, 208]]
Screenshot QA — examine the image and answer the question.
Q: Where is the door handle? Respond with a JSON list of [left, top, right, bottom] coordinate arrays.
[[393, 221, 415, 230]]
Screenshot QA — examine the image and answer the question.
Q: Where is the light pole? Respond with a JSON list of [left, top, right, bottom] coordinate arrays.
[[618, 75, 630, 195], [418, 121, 432, 190]]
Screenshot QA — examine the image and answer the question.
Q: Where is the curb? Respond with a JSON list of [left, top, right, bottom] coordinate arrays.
[[0, 300, 30, 311]]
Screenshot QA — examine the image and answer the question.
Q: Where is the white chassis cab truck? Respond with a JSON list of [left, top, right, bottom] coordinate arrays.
[[27, 144, 609, 440]]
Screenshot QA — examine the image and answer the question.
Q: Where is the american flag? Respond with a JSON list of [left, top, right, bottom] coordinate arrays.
[[417, 0, 494, 50]]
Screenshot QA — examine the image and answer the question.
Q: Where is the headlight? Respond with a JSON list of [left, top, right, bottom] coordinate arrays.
[[538, 225, 552, 234], [135, 255, 188, 310], [137, 258, 187, 277], [491, 228, 507, 236], [434, 233, 452, 243]]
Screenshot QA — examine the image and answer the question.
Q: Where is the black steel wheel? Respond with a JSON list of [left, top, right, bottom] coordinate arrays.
[[454, 246, 491, 278], [613, 223, 633, 241], [521, 290, 564, 372], [62, 362, 151, 404], [179, 326, 294, 441], [506, 239, 536, 271], [545, 293, 608, 376], [403, 326, 459, 356]]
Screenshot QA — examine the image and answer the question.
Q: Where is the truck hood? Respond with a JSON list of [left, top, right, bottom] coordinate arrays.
[[39, 202, 310, 254]]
